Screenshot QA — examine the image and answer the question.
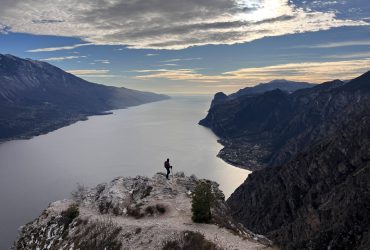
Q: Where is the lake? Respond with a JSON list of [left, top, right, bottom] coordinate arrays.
[[0, 95, 250, 249]]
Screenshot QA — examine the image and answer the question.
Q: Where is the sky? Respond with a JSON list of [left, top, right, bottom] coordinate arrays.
[[0, 0, 370, 94]]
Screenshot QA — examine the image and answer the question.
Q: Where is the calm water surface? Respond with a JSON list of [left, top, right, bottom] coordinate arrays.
[[0, 96, 250, 248]]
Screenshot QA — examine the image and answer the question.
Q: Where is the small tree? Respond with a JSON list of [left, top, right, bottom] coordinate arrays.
[[61, 204, 79, 228], [191, 182, 214, 223]]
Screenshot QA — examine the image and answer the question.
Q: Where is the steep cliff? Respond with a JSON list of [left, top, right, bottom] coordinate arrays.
[[227, 103, 370, 249]]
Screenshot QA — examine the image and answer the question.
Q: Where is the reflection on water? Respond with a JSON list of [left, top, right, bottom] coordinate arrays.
[[0, 96, 250, 248]]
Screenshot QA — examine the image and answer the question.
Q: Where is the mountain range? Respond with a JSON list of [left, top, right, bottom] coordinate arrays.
[[200, 70, 370, 249], [199, 73, 370, 170], [227, 76, 370, 250], [229, 79, 314, 99], [0, 54, 169, 142]]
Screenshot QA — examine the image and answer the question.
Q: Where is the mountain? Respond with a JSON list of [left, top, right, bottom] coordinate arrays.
[[199, 72, 370, 170], [206, 80, 314, 110], [0, 54, 169, 142], [229, 79, 314, 99], [227, 101, 370, 250], [13, 173, 272, 249]]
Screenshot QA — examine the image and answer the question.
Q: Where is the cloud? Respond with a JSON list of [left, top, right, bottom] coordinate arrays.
[[161, 58, 202, 63], [156, 63, 178, 67], [134, 59, 370, 84], [32, 19, 64, 24], [67, 69, 110, 75], [94, 59, 110, 64], [1, 0, 367, 50], [291, 0, 370, 21], [136, 68, 220, 83], [77, 74, 119, 77], [27, 43, 92, 52], [324, 52, 370, 59], [40, 55, 86, 61], [221, 59, 370, 82], [146, 53, 159, 56], [297, 40, 370, 49]]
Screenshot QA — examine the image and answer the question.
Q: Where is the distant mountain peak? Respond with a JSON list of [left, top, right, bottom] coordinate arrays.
[[230, 79, 314, 99]]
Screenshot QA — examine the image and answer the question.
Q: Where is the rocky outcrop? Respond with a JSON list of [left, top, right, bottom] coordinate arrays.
[[200, 71, 370, 170], [14, 173, 272, 250], [0, 54, 169, 142], [227, 103, 370, 250], [210, 92, 229, 109]]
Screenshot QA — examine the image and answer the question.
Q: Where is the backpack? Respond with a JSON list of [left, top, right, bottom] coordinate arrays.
[[164, 161, 170, 169]]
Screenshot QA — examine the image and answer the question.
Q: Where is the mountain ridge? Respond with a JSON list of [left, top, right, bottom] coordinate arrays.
[[229, 79, 314, 99], [227, 99, 370, 250], [0, 54, 169, 142], [199, 71, 370, 170]]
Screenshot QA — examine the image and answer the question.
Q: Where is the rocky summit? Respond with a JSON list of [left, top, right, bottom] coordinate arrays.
[[14, 173, 272, 250]]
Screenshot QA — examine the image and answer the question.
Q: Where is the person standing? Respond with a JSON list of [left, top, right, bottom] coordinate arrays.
[[164, 158, 172, 180]]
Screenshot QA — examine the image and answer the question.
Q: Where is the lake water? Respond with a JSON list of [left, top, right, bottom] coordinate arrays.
[[0, 96, 250, 249]]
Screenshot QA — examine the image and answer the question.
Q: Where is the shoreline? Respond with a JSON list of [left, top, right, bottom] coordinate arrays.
[[0, 99, 170, 145]]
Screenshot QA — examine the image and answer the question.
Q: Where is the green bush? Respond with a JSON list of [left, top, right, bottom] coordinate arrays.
[[61, 203, 79, 227], [191, 182, 214, 223]]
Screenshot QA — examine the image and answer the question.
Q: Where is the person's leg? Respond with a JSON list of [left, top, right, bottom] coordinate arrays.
[[166, 168, 170, 179]]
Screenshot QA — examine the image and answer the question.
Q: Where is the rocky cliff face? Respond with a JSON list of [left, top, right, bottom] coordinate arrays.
[[14, 173, 272, 250], [227, 102, 370, 249], [0, 54, 169, 142], [200, 71, 370, 170]]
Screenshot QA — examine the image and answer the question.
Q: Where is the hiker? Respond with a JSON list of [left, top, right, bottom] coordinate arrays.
[[164, 158, 172, 180]]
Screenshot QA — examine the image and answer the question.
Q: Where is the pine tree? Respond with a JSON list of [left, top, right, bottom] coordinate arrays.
[[191, 182, 214, 223]]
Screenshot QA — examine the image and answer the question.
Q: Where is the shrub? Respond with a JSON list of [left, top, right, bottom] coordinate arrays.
[[61, 204, 79, 228], [127, 206, 144, 219], [71, 184, 87, 203], [191, 182, 214, 223], [145, 206, 155, 216], [162, 231, 219, 250], [156, 204, 166, 214], [144, 204, 166, 216]]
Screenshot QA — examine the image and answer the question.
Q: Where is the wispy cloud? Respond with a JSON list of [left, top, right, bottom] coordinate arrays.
[[221, 60, 370, 82], [146, 53, 159, 57], [67, 69, 119, 78], [130, 69, 170, 73], [2, 0, 367, 50], [40, 55, 86, 61], [77, 75, 119, 78], [156, 63, 178, 67], [295, 40, 370, 49], [161, 58, 202, 63], [324, 52, 370, 59], [67, 69, 110, 75], [134, 59, 370, 84], [94, 59, 110, 64], [27, 43, 92, 53], [136, 68, 220, 83]]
